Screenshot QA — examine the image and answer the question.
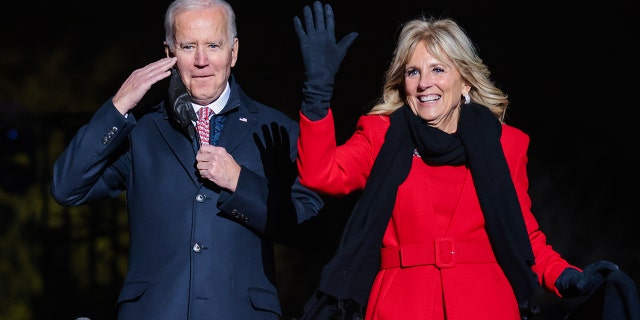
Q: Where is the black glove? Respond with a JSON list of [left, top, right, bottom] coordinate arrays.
[[518, 297, 541, 320], [254, 122, 297, 191], [555, 260, 619, 298], [253, 122, 300, 244], [293, 1, 358, 120]]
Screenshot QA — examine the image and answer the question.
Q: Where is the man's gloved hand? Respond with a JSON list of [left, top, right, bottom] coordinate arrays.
[[293, 1, 358, 121], [555, 260, 619, 298]]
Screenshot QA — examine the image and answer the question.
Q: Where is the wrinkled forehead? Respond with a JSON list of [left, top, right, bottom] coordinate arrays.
[[174, 7, 229, 38]]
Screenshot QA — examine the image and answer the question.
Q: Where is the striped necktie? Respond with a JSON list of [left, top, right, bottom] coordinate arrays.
[[196, 107, 212, 147]]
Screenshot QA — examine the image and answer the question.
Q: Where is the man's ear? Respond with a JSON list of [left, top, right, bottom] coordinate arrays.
[[164, 42, 173, 58], [230, 38, 239, 67]]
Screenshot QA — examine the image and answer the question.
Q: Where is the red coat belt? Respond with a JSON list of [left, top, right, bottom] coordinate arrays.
[[380, 238, 497, 269]]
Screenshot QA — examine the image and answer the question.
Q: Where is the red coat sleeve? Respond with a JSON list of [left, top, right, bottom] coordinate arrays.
[[297, 109, 389, 197]]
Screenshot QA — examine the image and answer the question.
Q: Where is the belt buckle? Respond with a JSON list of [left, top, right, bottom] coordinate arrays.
[[435, 237, 456, 268]]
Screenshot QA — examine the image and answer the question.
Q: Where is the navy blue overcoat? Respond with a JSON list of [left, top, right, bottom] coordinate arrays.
[[51, 75, 324, 320]]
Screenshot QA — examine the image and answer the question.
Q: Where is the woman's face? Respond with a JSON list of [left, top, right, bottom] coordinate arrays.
[[404, 41, 469, 133]]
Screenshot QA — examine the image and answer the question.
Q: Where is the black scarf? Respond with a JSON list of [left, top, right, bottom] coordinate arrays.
[[302, 103, 539, 319]]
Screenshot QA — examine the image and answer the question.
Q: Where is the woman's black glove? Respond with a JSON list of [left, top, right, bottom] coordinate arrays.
[[293, 1, 358, 120], [519, 297, 541, 320], [555, 260, 619, 298]]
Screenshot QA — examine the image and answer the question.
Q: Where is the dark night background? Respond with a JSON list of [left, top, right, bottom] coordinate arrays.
[[1, 0, 637, 319]]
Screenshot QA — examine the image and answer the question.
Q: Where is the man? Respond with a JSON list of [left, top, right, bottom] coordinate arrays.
[[50, 0, 323, 319]]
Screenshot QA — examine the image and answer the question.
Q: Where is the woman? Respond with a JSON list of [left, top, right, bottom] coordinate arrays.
[[293, 2, 621, 319]]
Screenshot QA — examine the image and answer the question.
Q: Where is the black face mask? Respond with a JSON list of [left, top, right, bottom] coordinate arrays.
[[166, 67, 197, 138]]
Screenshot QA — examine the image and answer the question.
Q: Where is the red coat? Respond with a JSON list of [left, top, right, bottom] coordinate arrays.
[[297, 110, 576, 320]]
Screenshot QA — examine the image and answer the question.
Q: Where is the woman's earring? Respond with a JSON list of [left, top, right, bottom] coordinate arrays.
[[464, 93, 471, 104]]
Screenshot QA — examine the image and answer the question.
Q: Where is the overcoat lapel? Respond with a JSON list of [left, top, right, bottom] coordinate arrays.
[[153, 116, 200, 186]]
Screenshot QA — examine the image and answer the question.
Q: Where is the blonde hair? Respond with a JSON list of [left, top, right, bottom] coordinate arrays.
[[369, 17, 509, 121]]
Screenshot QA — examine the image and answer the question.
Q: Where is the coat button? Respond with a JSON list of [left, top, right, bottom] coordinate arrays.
[[193, 243, 202, 252], [195, 194, 205, 202]]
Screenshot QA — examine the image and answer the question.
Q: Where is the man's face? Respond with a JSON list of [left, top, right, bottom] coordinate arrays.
[[171, 6, 238, 106]]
